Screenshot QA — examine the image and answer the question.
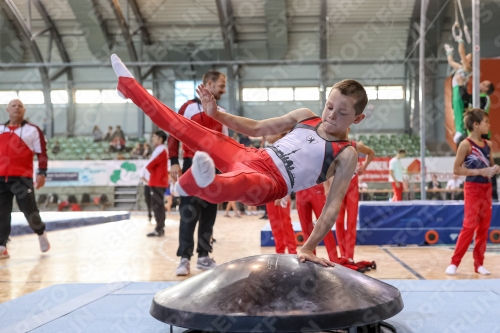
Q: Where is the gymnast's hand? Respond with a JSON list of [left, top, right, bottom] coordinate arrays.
[[196, 84, 219, 118], [297, 248, 335, 267]]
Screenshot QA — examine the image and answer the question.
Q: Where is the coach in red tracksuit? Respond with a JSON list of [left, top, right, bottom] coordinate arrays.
[[0, 99, 50, 259], [168, 70, 228, 275], [144, 131, 169, 237]]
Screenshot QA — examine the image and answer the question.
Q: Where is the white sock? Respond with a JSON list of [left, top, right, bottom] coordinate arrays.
[[110, 54, 132, 99], [192, 151, 215, 188], [111, 54, 133, 78], [445, 264, 457, 276], [175, 182, 188, 197], [476, 266, 491, 275]]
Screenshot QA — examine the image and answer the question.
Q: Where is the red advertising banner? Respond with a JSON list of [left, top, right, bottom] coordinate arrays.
[[358, 157, 391, 182]]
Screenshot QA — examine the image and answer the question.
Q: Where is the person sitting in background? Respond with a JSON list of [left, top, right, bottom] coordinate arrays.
[[359, 181, 370, 201], [104, 126, 113, 141], [143, 143, 152, 158], [130, 142, 144, 158], [446, 174, 464, 200], [113, 125, 126, 141], [92, 125, 103, 142], [109, 137, 125, 152], [116, 153, 126, 160], [109, 126, 126, 152], [52, 140, 61, 155], [427, 173, 443, 200]]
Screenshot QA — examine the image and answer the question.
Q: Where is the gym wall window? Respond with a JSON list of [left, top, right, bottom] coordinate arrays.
[[243, 87, 321, 102]]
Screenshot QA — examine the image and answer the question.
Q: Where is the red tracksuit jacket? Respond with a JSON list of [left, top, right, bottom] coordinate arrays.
[[0, 120, 47, 180], [145, 145, 169, 188], [167, 98, 228, 165]]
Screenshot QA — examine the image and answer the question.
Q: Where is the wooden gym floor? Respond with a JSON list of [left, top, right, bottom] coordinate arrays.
[[1, 212, 499, 304]]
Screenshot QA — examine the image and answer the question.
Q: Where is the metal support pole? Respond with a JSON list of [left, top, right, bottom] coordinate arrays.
[[419, 0, 428, 200], [125, 0, 129, 23], [27, 0, 31, 31], [67, 81, 76, 137], [227, 65, 237, 115], [319, 0, 328, 109], [151, 69, 160, 133], [472, 0, 480, 108]]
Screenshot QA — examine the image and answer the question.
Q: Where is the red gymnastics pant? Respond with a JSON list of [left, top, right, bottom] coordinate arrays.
[[335, 174, 359, 260], [266, 200, 297, 254], [117, 77, 288, 206], [451, 182, 492, 271], [296, 184, 338, 261], [391, 182, 403, 201]]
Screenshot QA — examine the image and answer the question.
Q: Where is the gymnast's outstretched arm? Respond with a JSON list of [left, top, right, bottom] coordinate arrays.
[[196, 84, 316, 137], [297, 147, 358, 267], [457, 42, 471, 73]]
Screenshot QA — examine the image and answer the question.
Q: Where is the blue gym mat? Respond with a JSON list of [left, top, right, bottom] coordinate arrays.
[[0, 279, 498, 332], [10, 211, 131, 236]]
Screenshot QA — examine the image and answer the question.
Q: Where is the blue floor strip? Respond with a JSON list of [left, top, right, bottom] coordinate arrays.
[[2, 280, 500, 332]]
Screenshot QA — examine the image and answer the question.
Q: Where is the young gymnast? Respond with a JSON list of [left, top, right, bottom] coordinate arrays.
[[446, 109, 500, 276], [110, 54, 367, 265], [444, 37, 472, 143]]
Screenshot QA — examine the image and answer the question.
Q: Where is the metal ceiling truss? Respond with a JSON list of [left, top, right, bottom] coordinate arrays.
[[127, 0, 151, 46], [32, 0, 77, 137], [107, 0, 144, 136], [32, 0, 73, 81], [319, 0, 328, 106], [216, 0, 237, 115], [0, 0, 54, 138]]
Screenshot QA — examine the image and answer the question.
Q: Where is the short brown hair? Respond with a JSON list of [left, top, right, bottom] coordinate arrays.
[[202, 70, 226, 85], [330, 79, 368, 115], [464, 108, 488, 132], [487, 82, 495, 95]]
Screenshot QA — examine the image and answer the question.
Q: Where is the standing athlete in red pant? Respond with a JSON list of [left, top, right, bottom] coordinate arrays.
[[336, 139, 375, 262], [264, 133, 296, 254], [446, 109, 500, 276], [266, 196, 296, 254], [111, 54, 368, 265], [296, 184, 338, 261]]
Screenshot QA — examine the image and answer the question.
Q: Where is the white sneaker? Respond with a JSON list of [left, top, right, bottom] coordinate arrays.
[[38, 232, 50, 252], [453, 132, 462, 144], [197, 256, 217, 270], [476, 266, 491, 275], [445, 264, 457, 276], [175, 258, 190, 276], [0, 246, 9, 259]]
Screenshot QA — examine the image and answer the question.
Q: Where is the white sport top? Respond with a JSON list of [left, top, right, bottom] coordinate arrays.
[[452, 68, 472, 87], [265, 117, 352, 194]]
